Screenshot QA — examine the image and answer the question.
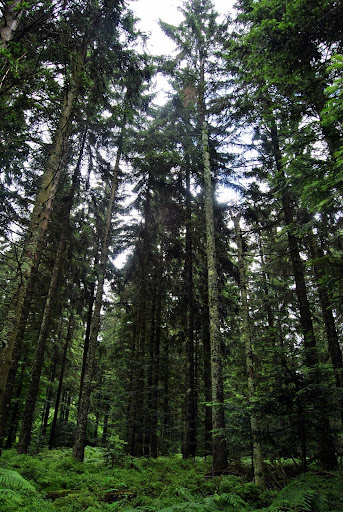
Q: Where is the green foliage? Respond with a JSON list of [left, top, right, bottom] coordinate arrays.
[[1, 450, 343, 511], [103, 434, 127, 468], [0, 467, 55, 512], [250, 473, 343, 512]]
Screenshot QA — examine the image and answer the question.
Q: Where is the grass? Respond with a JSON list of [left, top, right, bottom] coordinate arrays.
[[0, 448, 342, 511]]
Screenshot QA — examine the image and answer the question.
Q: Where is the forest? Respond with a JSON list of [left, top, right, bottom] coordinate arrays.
[[0, 0, 343, 510]]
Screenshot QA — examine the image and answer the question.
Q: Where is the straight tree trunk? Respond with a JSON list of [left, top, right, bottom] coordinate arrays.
[[145, 276, 158, 456], [5, 361, 25, 448], [41, 344, 59, 439], [202, 309, 212, 457], [202, 119, 227, 473], [78, 256, 97, 406], [183, 164, 197, 459], [150, 262, 162, 458], [128, 177, 151, 457], [270, 119, 337, 470], [270, 123, 318, 368], [49, 314, 74, 449], [102, 399, 109, 444], [72, 117, 125, 462], [306, 227, 343, 388], [234, 216, 264, 486]]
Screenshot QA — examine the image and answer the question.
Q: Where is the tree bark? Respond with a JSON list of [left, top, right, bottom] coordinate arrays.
[[0, 52, 85, 428], [234, 216, 264, 486], [49, 314, 74, 449], [183, 164, 197, 459], [17, 133, 85, 454], [0, 0, 24, 47], [72, 116, 124, 461], [202, 120, 227, 473]]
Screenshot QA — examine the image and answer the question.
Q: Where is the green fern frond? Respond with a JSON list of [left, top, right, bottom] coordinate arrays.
[[0, 468, 36, 493], [212, 492, 248, 509], [175, 486, 195, 502], [262, 473, 333, 512]]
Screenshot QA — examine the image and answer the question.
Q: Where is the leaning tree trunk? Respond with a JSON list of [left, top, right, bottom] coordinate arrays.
[[17, 134, 85, 455], [306, 225, 343, 389], [234, 216, 264, 486], [0, 52, 85, 431], [72, 119, 125, 462], [202, 119, 227, 473], [0, 276, 35, 450], [0, 0, 24, 47]]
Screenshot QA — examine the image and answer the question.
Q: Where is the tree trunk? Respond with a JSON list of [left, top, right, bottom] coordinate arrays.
[[0, 276, 35, 450], [0, 53, 85, 427], [49, 314, 74, 449], [72, 118, 124, 462], [234, 216, 264, 486], [17, 232, 68, 453], [0, 0, 24, 47], [78, 257, 97, 406], [306, 227, 343, 388], [5, 361, 25, 448], [41, 344, 59, 439], [150, 260, 162, 458], [270, 120, 337, 470], [202, 307, 212, 457], [17, 134, 85, 454], [270, 123, 318, 368], [128, 177, 151, 457], [183, 164, 197, 459], [202, 120, 227, 473]]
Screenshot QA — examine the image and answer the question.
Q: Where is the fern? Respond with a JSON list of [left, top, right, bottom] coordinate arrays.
[[251, 473, 341, 512], [0, 468, 37, 509], [211, 492, 249, 510], [0, 468, 36, 493]]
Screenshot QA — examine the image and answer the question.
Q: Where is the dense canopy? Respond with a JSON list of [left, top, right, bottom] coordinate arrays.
[[0, 0, 343, 509]]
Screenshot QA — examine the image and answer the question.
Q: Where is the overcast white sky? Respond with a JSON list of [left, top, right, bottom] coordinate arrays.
[[127, 0, 235, 102], [128, 0, 234, 55]]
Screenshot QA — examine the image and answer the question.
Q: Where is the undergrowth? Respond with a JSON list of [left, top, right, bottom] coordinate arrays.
[[0, 448, 342, 511]]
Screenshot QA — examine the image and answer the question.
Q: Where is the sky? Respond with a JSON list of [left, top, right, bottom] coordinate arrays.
[[128, 0, 233, 55], [128, 0, 234, 102], [113, 0, 238, 267]]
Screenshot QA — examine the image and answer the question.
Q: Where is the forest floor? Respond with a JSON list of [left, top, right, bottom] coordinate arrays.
[[0, 447, 343, 511]]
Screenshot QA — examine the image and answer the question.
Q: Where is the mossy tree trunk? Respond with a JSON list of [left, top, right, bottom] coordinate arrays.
[[234, 215, 264, 486], [17, 133, 85, 454], [270, 119, 337, 470], [202, 119, 227, 473], [183, 164, 197, 459], [0, 64, 84, 442], [72, 118, 125, 461], [49, 313, 74, 450]]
